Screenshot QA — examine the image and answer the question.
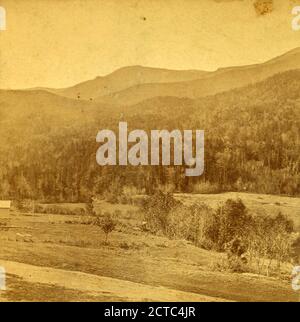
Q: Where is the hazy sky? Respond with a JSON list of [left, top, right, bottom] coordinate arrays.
[[0, 0, 300, 89]]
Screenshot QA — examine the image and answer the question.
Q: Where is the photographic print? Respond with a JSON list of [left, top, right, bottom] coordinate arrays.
[[0, 0, 299, 303]]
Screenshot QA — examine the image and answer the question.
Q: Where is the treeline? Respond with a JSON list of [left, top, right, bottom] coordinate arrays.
[[142, 191, 300, 275], [0, 70, 299, 201]]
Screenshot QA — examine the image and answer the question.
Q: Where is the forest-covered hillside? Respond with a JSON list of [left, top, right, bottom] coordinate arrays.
[[0, 70, 299, 201]]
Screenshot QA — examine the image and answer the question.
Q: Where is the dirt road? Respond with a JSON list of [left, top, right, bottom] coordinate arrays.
[[0, 260, 229, 302]]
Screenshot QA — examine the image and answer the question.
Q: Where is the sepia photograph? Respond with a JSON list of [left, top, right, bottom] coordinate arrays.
[[0, 0, 299, 303]]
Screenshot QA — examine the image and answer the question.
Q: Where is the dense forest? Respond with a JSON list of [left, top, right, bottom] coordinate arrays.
[[0, 70, 299, 202]]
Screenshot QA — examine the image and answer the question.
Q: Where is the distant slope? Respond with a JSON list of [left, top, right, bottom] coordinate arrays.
[[1, 69, 300, 130], [95, 47, 300, 105], [0, 89, 114, 145], [44, 66, 208, 101], [119, 70, 300, 118], [0, 89, 97, 124]]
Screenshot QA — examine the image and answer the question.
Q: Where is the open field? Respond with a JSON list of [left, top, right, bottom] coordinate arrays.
[[0, 192, 299, 302]]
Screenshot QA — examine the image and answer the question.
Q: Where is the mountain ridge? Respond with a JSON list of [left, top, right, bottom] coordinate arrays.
[[17, 47, 300, 105], [94, 47, 300, 105]]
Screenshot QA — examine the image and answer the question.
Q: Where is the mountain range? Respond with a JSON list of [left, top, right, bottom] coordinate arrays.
[[27, 47, 300, 106]]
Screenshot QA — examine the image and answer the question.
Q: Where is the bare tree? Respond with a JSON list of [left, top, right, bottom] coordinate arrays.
[[94, 213, 117, 244]]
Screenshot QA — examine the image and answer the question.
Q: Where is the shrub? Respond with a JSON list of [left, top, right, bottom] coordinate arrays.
[[246, 212, 296, 275], [119, 241, 130, 250], [33, 204, 87, 216], [291, 235, 300, 263], [14, 199, 34, 213], [33, 204, 43, 213], [166, 203, 215, 247], [85, 198, 96, 216], [211, 199, 252, 251], [224, 237, 248, 272], [0, 221, 8, 231], [142, 191, 181, 233]]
